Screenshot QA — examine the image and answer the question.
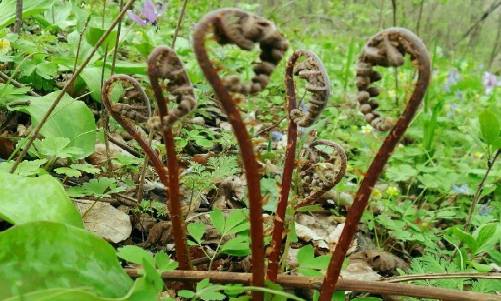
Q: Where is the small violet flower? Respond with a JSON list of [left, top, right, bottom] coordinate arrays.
[[270, 130, 284, 142], [444, 69, 460, 92], [483, 71, 499, 95], [451, 184, 471, 195], [127, 0, 166, 27]]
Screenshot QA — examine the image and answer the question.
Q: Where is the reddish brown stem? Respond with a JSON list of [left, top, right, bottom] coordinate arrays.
[[147, 47, 192, 271], [319, 28, 431, 301], [268, 50, 332, 281], [266, 51, 300, 281], [101, 75, 167, 186], [193, 9, 288, 300]]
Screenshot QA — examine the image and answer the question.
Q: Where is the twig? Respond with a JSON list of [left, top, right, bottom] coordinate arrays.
[[106, 133, 141, 157], [9, 0, 137, 173], [465, 149, 500, 231], [454, 1, 501, 48], [0, 71, 39, 96], [171, 0, 189, 48], [111, 0, 124, 75], [193, 9, 288, 300], [385, 271, 501, 283], [124, 269, 501, 301], [319, 28, 431, 301]]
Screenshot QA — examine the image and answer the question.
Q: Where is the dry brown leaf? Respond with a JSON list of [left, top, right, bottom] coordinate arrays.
[[75, 199, 132, 243]]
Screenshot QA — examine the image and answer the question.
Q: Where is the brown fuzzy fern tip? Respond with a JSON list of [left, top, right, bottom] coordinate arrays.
[[208, 9, 288, 95], [356, 28, 424, 131]]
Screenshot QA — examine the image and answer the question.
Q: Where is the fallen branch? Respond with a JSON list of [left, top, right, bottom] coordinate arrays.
[[125, 269, 501, 301], [385, 271, 501, 283], [0, 70, 39, 96]]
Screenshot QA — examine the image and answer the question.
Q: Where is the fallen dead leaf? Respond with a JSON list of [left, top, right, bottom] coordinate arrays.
[[75, 199, 132, 243]]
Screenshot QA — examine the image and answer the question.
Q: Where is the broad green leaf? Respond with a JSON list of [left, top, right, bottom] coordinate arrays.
[[116, 245, 154, 267], [71, 163, 101, 174], [5, 288, 122, 301], [187, 223, 206, 244], [154, 251, 178, 273], [0, 221, 133, 299], [210, 209, 225, 234], [225, 209, 248, 233], [178, 290, 196, 298], [54, 167, 82, 178], [0, 159, 47, 176], [475, 223, 498, 254], [220, 236, 250, 256], [196, 278, 211, 291], [80, 66, 111, 102], [33, 136, 74, 158], [0, 0, 57, 28], [450, 227, 477, 253], [0, 172, 83, 227], [127, 258, 162, 301], [13, 92, 96, 158], [296, 244, 314, 265], [479, 109, 500, 146]]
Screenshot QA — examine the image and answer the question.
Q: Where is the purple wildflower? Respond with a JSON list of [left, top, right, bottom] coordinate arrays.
[[451, 184, 471, 195], [479, 203, 492, 216], [447, 103, 458, 118], [444, 69, 460, 92], [270, 130, 284, 142], [483, 72, 498, 95], [127, 0, 166, 27]]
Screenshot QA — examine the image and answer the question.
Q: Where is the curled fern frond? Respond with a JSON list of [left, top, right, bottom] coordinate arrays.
[[296, 140, 347, 209], [289, 51, 330, 127], [356, 28, 426, 131], [147, 46, 197, 131], [206, 8, 288, 95], [102, 74, 151, 124]]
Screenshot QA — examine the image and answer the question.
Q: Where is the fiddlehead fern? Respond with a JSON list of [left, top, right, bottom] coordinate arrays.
[[147, 46, 197, 131], [193, 9, 288, 299], [102, 75, 169, 191], [267, 50, 333, 281], [295, 140, 347, 209], [147, 46, 195, 271], [318, 28, 431, 301]]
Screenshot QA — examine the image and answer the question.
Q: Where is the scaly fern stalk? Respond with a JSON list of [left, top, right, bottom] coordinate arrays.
[[319, 28, 431, 301]]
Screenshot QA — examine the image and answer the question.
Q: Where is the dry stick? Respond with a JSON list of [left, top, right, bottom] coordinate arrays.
[[464, 149, 500, 231], [111, 0, 124, 75], [13, 0, 23, 33], [384, 271, 501, 283], [318, 28, 431, 301], [147, 48, 193, 271], [171, 0, 189, 48], [73, 16, 92, 75], [266, 51, 300, 282], [125, 269, 501, 301], [106, 133, 141, 157], [0, 71, 39, 96], [454, 0, 501, 48], [9, 0, 136, 173]]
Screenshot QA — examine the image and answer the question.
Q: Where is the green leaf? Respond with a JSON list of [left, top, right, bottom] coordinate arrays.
[[220, 236, 250, 256], [475, 223, 498, 253], [297, 244, 314, 265], [70, 163, 101, 174], [178, 290, 196, 298], [4, 288, 123, 301], [0, 159, 47, 176], [225, 209, 248, 234], [0, 221, 133, 299], [54, 167, 82, 177], [33, 136, 74, 159], [116, 245, 155, 267], [196, 278, 211, 291], [155, 251, 178, 273], [210, 209, 225, 234], [479, 109, 500, 145], [80, 66, 111, 102], [67, 177, 125, 198], [449, 227, 477, 253], [0, 172, 83, 227], [187, 223, 206, 244], [200, 290, 226, 301], [14, 92, 96, 158], [127, 258, 162, 300], [0, 0, 57, 28]]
